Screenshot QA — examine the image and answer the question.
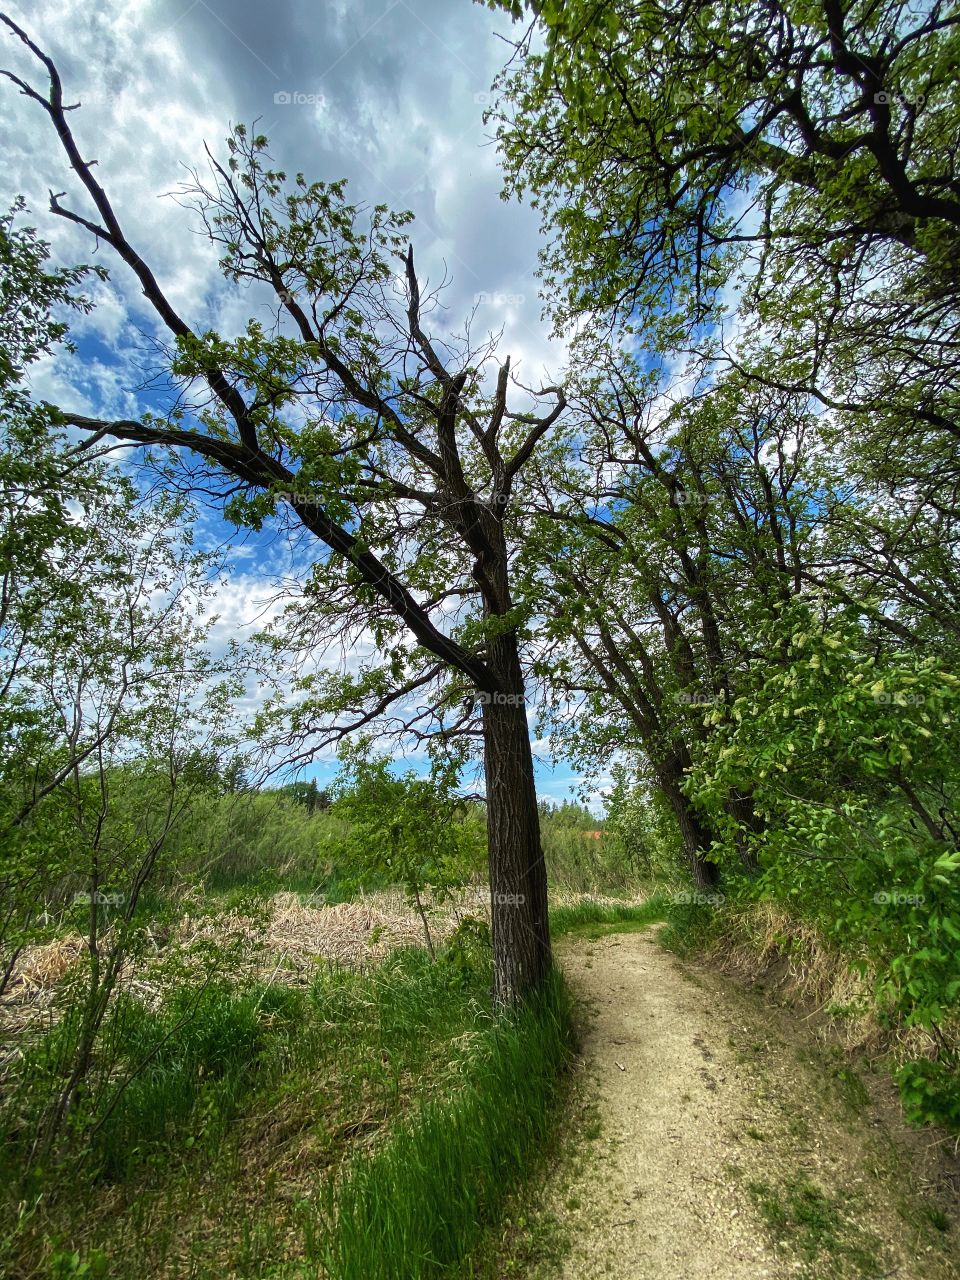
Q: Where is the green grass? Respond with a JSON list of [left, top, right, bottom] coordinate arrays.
[[1, 918, 575, 1280], [657, 896, 727, 955], [830, 1063, 871, 1114], [549, 893, 667, 939], [746, 1175, 885, 1277], [314, 969, 574, 1280]]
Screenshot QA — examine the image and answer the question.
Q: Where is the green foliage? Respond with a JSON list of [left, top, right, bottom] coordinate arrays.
[[0, 194, 251, 1175], [441, 914, 493, 987], [0, 197, 105, 383], [677, 599, 960, 1125], [491, 0, 960, 347], [333, 752, 487, 914], [602, 767, 683, 884], [1, 927, 573, 1280], [895, 1057, 960, 1130], [163, 788, 353, 894], [537, 800, 628, 890]]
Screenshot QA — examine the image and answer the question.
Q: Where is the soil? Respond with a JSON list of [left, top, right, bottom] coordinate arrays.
[[541, 927, 960, 1280]]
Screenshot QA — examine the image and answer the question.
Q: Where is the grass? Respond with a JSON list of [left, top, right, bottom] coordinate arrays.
[[657, 896, 726, 955], [746, 1175, 885, 1278], [549, 893, 667, 939], [1, 916, 576, 1280], [314, 969, 574, 1280], [830, 1063, 871, 1114]]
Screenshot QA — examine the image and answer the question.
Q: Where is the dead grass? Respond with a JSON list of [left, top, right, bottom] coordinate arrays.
[[698, 900, 960, 1075], [0, 883, 649, 1080]]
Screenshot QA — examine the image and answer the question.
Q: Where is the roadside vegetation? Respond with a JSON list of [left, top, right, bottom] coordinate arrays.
[[2, 0, 960, 1274], [0, 751, 618, 1278], [2, 915, 573, 1280]]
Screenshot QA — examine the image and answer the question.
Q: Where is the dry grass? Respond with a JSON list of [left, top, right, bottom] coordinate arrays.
[[0, 891, 426, 1068], [699, 900, 959, 1070], [0, 882, 648, 1077], [0, 936, 88, 1073], [7, 934, 86, 995]]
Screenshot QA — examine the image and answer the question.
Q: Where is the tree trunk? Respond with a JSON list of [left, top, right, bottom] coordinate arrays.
[[725, 789, 764, 873], [482, 630, 552, 1005], [656, 765, 721, 892]]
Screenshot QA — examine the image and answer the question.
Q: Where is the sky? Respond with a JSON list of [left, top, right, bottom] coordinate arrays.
[[0, 0, 603, 810]]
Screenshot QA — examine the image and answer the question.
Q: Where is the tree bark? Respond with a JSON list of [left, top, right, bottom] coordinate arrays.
[[656, 764, 721, 892], [725, 789, 764, 873], [482, 629, 552, 1005]]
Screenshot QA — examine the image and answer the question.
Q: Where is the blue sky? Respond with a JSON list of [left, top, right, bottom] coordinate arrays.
[[1, 0, 604, 810]]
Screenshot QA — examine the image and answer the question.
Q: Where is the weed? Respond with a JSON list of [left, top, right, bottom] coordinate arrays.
[[747, 1175, 885, 1277], [312, 969, 574, 1280]]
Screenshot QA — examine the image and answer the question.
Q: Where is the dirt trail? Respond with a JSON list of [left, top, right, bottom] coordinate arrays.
[[545, 928, 960, 1280]]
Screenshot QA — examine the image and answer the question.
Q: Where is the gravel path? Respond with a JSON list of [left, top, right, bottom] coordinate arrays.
[[547, 928, 960, 1280]]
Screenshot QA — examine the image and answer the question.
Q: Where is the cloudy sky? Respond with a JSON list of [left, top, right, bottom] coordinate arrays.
[[1, 0, 601, 809]]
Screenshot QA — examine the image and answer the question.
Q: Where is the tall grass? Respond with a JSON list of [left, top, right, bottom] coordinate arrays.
[[162, 790, 354, 893], [146, 787, 636, 905], [549, 894, 667, 937], [539, 804, 628, 892], [313, 969, 575, 1280], [1, 922, 576, 1280]]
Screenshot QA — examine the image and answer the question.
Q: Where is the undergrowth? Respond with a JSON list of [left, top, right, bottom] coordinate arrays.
[[0, 916, 575, 1280], [549, 894, 667, 938], [315, 968, 575, 1280], [660, 894, 960, 1134]]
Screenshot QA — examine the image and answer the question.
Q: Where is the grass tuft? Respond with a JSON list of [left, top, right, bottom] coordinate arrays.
[[312, 969, 575, 1280], [549, 894, 667, 938]]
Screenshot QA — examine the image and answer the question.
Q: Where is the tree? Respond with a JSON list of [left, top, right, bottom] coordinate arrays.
[[604, 762, 682, 884], [685, 595, 960, 1119], [517, 351, 831, 885], [482, 0, 960, 1122], [489, 0, 960, 336], [1, 17, 566, 1003], [492, 0, 960, 630], [333, 750, 487, 956], [1, 395, 239, 1156], [485, 0, 960, 887], [0, 200, 104, 994]]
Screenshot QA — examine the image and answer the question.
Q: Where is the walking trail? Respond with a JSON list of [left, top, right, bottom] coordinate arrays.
[[539, 927, 960, 1280]]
